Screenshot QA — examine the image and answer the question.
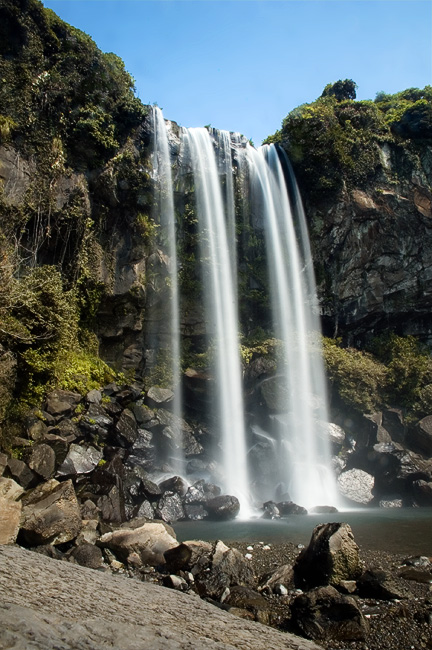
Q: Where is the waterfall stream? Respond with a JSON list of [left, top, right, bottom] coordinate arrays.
[[151, 111, 338, 515]]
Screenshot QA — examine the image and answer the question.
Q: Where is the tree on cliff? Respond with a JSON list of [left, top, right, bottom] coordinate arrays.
[[321, 79, 358, 101]]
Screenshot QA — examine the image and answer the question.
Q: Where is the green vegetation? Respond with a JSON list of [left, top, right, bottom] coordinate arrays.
[[265, 82, 432, 204], [323, 334, 432, 417]]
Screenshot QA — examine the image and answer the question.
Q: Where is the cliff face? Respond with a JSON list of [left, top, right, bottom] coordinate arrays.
[[312, 147, 432, 345], [270, 84, 432, 346]]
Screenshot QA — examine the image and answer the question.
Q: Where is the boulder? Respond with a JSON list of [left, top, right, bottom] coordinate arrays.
[[259, 564, 295, 594], [194, 540, 255, 601], [258, 501, 278, 520], [382, 408, 406, 444], [146, 386, 174, 407], [135, 500, 155, 519], [27, 443, 56, 480], [19, 479, 82, 546], [57, 444, 103, 477], [86, 389, 102, 404], [290, 585, 369, 641], [98, 522, 178, 566], [206, 495, 240, 520], [294, 522, 363, 589], [159, 475, 188, 496], [357, 567, 413, 600], [69, 542, 103, 569], [0, 477, 23, 544], [6, 457, 38, 489], [277, 501, 308, 515], [184, 503, 208, 520], [225, 586, 272, 625], [45, 390, 81, 419], [337, 468, 374, 504], [115, 409, 138, 447], [155, 492, 185, 523], [407, 416, 432, 456]]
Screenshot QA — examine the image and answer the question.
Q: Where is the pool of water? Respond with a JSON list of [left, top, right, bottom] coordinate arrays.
[[173, 507, 432, 556]]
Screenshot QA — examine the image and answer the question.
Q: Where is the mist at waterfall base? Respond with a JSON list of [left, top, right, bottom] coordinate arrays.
[[150, 107, 339, 517]]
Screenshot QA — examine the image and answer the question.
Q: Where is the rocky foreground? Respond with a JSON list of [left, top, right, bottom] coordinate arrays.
[[1, 520, 432, 650]]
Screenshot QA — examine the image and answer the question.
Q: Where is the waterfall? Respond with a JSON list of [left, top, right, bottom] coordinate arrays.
[[149, 110, 337, 514], [245, 143, 338, 508], [181, 127, 252, 515], [151, 107, 183, 475]]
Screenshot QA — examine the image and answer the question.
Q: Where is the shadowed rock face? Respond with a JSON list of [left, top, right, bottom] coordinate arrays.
[[0, 545, 321, 650]]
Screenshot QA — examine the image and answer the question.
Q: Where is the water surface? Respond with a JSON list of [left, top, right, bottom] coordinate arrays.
[[173, 508, 432, 556]]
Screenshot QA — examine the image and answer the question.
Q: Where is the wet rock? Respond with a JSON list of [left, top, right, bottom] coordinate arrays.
[[45, 390, 81, 419], [294, 522, 363, 589], [164, 543, 193, 572], [327, 423, 346, 449], [397, 566, 432, 583], [184, 504, 208, 520], [184, 481, 207, 504], [129, 428, 155, 460], [159, 475, 188, 496], [309, 505, 339, 514], [277, 501, 308, 515], [206, 495, 240, 520], [262, 501, 281, 519], [146, 386, 174, 407], [98, 521, 178, 566], [337, 468, 374, 504], [115, 408, 138, 447], [69, 542, 103, 569], [80, 499, 101, 521], [42, 433, 70, 467], [379, 497, 403, 508], [135, 499, 155, 519], [27, 443, 56, 480], [155, 491, 185, 523], [290, 585, 369, 641], [7, 457, 38, 489], [0, 477, 23, 544], [57, 443, 103, 477], [357, 567, 414, 600], [19, 479, 82, 546]]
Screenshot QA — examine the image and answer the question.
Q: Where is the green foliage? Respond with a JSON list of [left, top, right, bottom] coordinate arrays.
[[323, 334, 432, 417], [266, 83, 432, 204], [369, 333, 432, 413], [322, 337, 388, 413], [321, 79, 358, 101]]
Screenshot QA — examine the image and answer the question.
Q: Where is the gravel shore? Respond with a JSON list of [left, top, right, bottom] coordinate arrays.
[[228, 539, 432, 650]]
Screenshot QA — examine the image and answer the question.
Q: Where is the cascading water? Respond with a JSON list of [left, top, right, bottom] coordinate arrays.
[[181, 127, 252, 515], [151, 107, 183, 475], [149, 109, 338, 514], [244, 143, 338, 508]]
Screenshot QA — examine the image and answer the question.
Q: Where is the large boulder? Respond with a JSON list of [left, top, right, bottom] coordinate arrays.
[[19, 479, 82, 546], [357, 567, 413, 600], [337, 468, 374, 504], [98, 521, 178, 566], [57, 444, 103, 477], [206, 495, 240, 520], [194, 540, 255, 601], [290, 585, 369, 641], [294, 523, 363, 589]]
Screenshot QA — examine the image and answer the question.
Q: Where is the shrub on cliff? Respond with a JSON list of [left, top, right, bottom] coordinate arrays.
[[265, 82, 432, 205]]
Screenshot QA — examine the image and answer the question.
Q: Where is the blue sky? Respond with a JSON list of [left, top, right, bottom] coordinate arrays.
[[42, 0, 432, 145]]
